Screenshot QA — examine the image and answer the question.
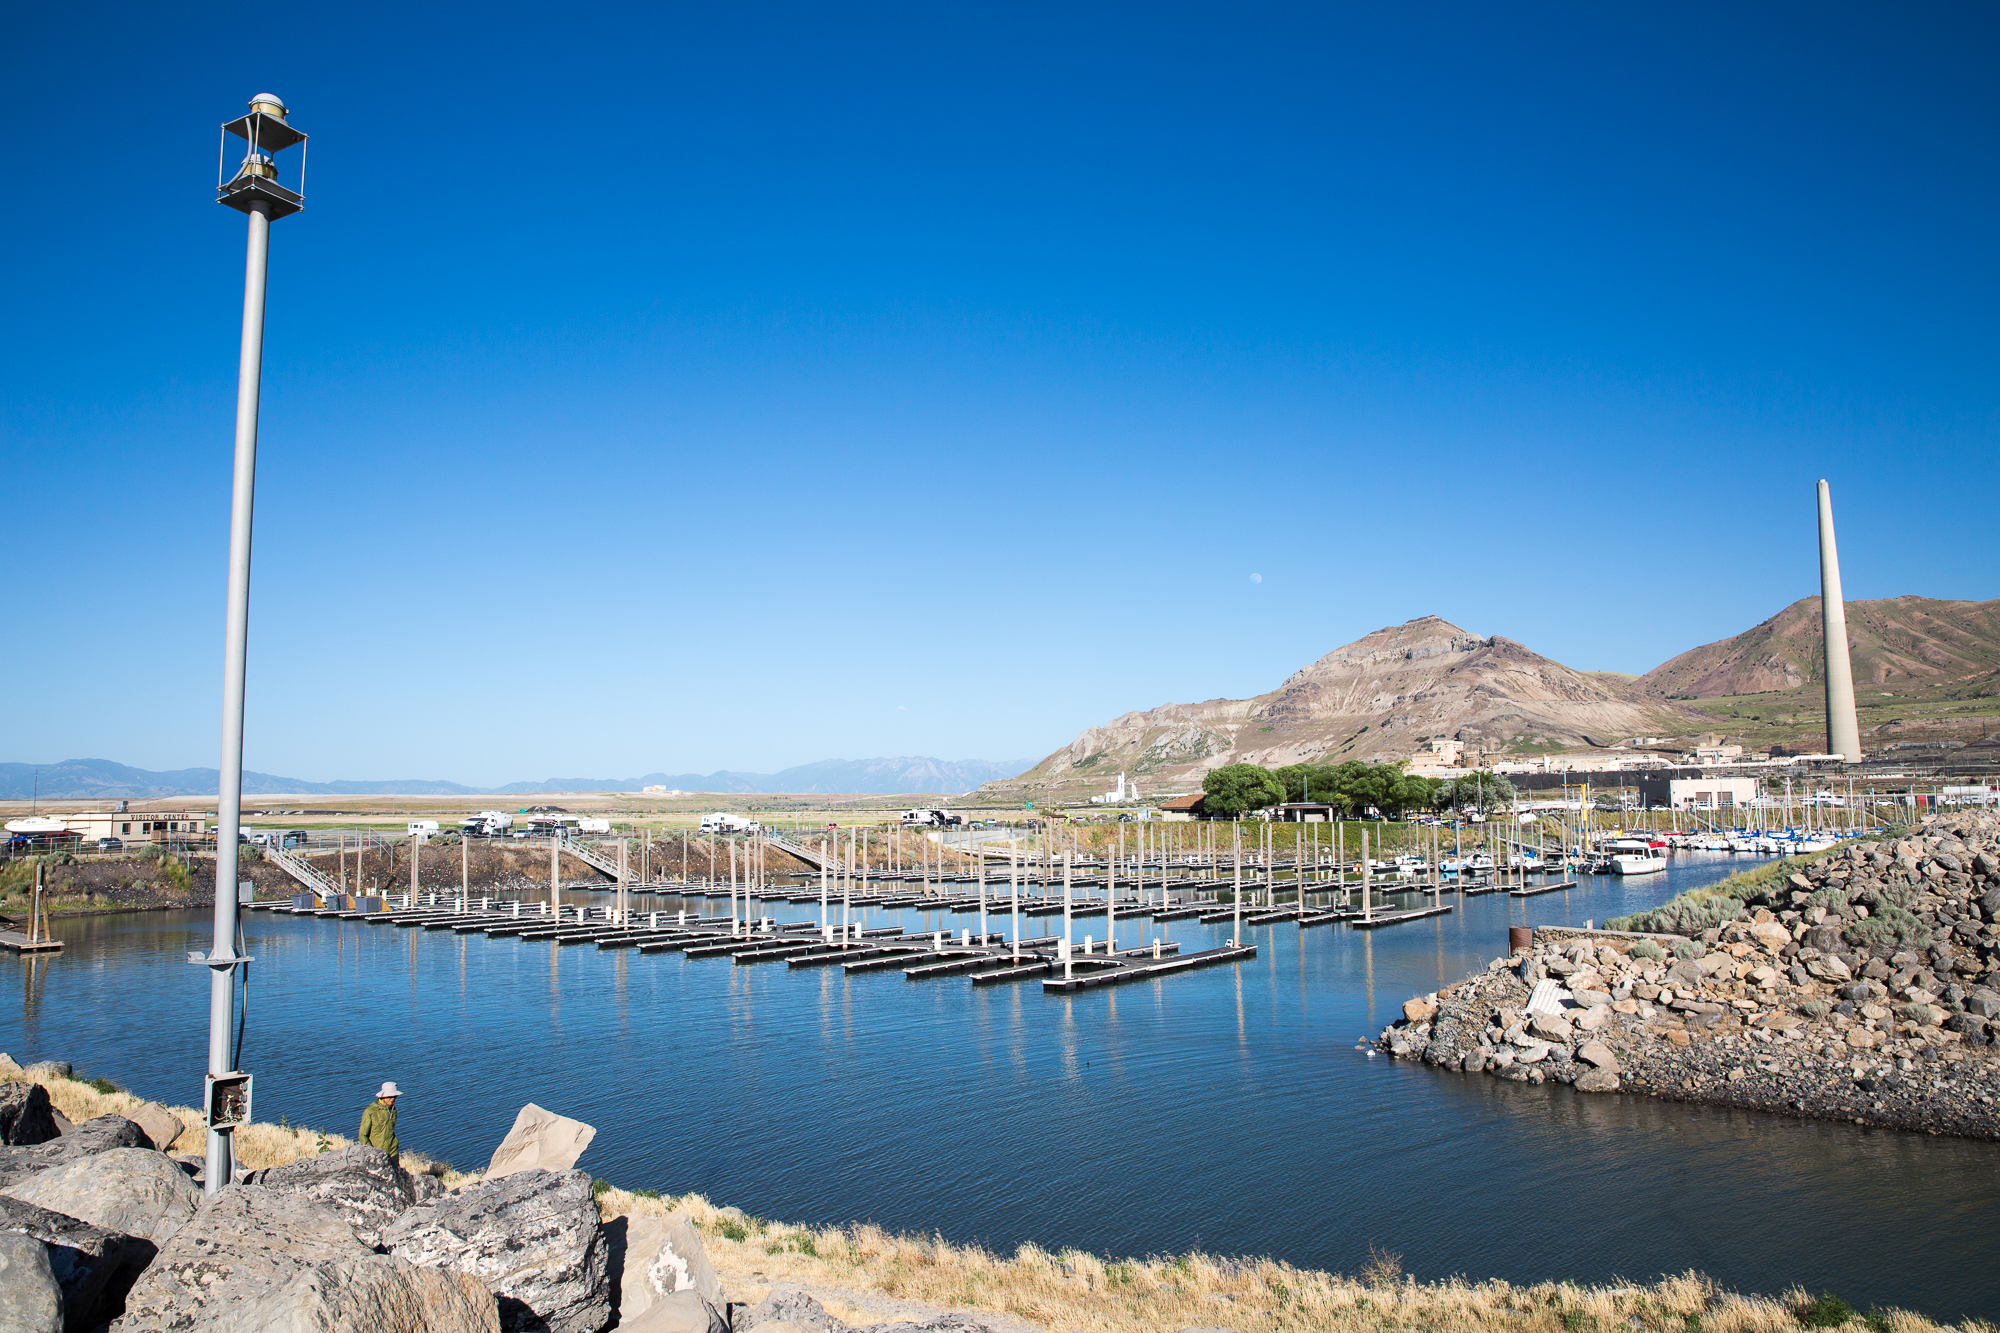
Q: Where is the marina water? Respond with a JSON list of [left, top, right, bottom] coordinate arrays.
[[6, 853, 1997, 1320]]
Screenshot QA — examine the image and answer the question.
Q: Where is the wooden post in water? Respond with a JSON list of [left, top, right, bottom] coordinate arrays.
[[818, 841, 829, 939], [460, 831, 468, 906], [550, 836, 560, 920], [729, 841, 738, 938], [977, 840, 987, 943], [1361, 828, 1372, 921], [843, 837, 853, 942], [1063, 852, 1073, 980], [1232, 821, 1242, 946], [617, 838, 628, 924], [1010, 838, 1020, 960]]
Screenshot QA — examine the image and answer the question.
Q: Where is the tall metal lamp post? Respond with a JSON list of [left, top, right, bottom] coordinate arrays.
[[198, 94, 307, 1195]]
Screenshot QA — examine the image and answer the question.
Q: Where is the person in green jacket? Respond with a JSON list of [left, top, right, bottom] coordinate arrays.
[[358, 1081, 401, 1162]]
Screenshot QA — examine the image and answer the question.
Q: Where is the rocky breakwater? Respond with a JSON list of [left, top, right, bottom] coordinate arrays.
[[1378, 812, 2000, 1138]]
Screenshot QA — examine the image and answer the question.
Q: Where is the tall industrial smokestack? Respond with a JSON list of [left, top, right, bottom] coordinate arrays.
[[1816, 480, 1862, 762]]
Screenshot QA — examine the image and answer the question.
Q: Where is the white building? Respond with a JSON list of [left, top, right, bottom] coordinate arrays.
[[1089, 772, 1139, 805], [1668, 777, 1759, 811]]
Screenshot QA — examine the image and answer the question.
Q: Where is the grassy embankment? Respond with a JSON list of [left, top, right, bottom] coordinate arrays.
[[2, 1060, 1982, 1333]]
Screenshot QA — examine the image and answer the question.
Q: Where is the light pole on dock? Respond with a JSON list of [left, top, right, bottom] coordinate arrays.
[[201, 94, 307, 1196]]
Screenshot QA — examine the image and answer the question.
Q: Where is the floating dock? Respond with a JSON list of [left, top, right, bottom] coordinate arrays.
[[0, 930, 61, 955]]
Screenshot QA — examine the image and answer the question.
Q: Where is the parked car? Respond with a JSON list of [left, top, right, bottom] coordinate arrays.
[[96, 837, 125, 851], [282, 830, 310, 849]]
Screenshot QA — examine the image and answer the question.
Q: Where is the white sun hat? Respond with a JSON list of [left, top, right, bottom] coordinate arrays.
[[377, 1082, 402, 1098]]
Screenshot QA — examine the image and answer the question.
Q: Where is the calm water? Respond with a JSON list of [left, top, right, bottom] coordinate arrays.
[[7, 854, 1998, 1320]]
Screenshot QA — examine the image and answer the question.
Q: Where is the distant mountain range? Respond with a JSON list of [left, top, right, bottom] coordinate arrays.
[[0, 756, 1035, 801]]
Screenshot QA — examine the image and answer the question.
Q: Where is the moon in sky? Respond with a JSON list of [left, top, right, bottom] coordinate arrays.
[[1250, 573, 1262, 583]]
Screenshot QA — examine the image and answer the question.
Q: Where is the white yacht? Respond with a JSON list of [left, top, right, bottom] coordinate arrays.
[[1604, 838, 1668, 875]]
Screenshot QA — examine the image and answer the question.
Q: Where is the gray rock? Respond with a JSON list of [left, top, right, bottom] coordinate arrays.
[[0, 1232, 62, 1333], [196, 1254, 498, 1333], [1576, 1041, 1620, 1071], [1529, 1012, 1572, 1043], [2, 1148, 198, 1247], [1574, 1067, 1620, 1093], [383, 1168, 607, 1333], [0, 1086, 56, 1149], [114, 1185, 363, 1330], [244, 1144, 423, 1248], [737, 1287, 851, 1333], [0, 1118, 144, 1191], [0, 1194, 150, 1333], [1964, 987, 2000, 1018]]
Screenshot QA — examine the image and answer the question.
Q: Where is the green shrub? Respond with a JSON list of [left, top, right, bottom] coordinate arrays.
[[1630, 941, 1668, 962], [1844, 904, 1929, 953], [1799, 1000, 1832, 1019], [1800, 1292, 1855, 1328], [1673, 940, 1708, 960]]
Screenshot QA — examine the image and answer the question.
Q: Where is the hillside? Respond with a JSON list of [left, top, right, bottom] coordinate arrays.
[[1637, 595, 2000, 700], [1630, 595, 2000, 754], [979, 617, 1700, 803]]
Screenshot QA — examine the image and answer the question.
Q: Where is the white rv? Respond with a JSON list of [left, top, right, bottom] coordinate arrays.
[[699, 813, 760, 834], [459, 811, 515, 838], [577, 818, 612, 835], [407, 820, 440, 840]]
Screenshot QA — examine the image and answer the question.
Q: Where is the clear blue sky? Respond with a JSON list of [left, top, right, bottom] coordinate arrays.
[[4, 2, 1995, 786]]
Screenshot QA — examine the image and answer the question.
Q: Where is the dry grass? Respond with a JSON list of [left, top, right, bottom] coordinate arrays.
[[0, 1056, 462, 1181], [591, 1188, 1990, 1333], [2, 1053, 1982, 1333]]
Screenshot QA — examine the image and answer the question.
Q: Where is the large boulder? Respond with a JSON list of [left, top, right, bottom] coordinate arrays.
[[0, 1232, 62, 1333], [0, 1085, 57, 1148], [243, 1145, 423, 1248], [0, 1195, 150, 1333], [485, 1105, 596, 1182], [614, 1213, 724, 1333], [3, 1149, 198, 1249], [384, 1168, 608, 1333], [0, 1119, 145, 1192], [114, 1184, 495, 1333], [123, 1104, 184, 1155], [197, 1255, 498, 1333]]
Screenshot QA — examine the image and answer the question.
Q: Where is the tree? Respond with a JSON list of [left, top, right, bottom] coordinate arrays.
[[1202, 764, 1285, 817], [1441, 770, 1516, 814], [1274, 763, 1344, 804]]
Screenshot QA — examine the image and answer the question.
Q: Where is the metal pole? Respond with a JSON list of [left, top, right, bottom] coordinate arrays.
[[460, 831, 468, 905], [618, 837, 628, 924], [203, 196, 273, 1197], [550, 836, 559, 919]]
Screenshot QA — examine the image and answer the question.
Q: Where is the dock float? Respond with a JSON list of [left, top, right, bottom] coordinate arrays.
[[0, 930, 61, 954], [1041, 943, 1255, 992], [1510, 879, 1579, 898], [1350, 905, 1454, 929]]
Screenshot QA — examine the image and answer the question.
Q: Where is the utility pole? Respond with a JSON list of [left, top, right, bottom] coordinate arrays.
[[199, 93, 306, 1197]]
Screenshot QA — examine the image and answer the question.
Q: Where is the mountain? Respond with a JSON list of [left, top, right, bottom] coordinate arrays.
[[1, 756, 1035, 800], [981, 616, 1697, 802], [1637, 596, 2000, 700], [495, 757, 1035, 795], [0, 759, 480, 801]]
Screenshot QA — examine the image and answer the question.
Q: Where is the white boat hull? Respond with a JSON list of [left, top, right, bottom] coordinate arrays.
[[1612, 856, 1667, 875]]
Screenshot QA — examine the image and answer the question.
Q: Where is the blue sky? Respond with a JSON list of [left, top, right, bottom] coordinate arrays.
[[3, 2, 1995, 786]]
